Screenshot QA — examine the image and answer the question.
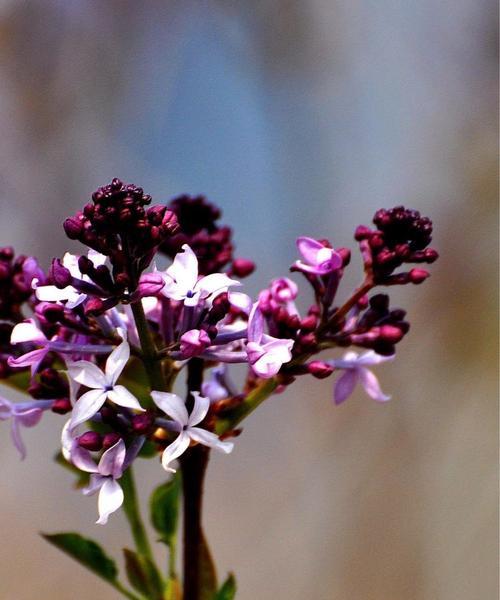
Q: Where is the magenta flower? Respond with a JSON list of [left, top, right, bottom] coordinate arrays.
[[159, 244, 240, 307], [293, 237, 342, 275], [330, 350, 394, 405], [150, 391, 233, 472], [246, 304, 294, 379], [82, 439, 126, 525], [0, 397, 52, 459], [67, 339, 144, 429], [180, 329, 211, 359]]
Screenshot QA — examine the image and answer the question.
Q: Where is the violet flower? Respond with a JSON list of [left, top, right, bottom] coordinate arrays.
[[159, 244, 240, 307], [0, 397, 52, 459], [293, 237, 342, 275], [246, 304, 294, 379], [150, 391, 233, 473], [82, 439, 126, 525], [330, 350, 394, 405], [67, 338, 144, 429]]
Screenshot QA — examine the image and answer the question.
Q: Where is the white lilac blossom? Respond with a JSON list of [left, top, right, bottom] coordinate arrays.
[[246, 304, 294, 379], [150, 391, 233, 472], [330, 350, 394, 405], [201, 365, 235, 402], [159, 243, 240, 307], [34, 250, 106, 308], [293, 237, 342, 275], [0, 397, 52, 459], [82, 439, 126, 525], [67, 338, 144, 429]]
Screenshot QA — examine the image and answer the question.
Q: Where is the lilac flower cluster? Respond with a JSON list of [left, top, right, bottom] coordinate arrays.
[[0, 180, 438, 524]]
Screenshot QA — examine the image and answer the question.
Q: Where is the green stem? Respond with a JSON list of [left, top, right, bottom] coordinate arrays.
[[130, 300, 167, 393], [121, 467, 154, 561]]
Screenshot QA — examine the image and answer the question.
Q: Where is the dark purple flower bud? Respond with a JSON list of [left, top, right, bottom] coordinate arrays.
[[232, 258, 255, 278], [379, 325, 405, 344], [50, 259, 72, 288], [102, 432, 121, 450], [131, 412, 155, 434], [409, 268, 430, 284], [51, 398, 72, 414], [78, 431, 103, 451], [300, 315, 318, 331], [63, 216, 84, 239], [308, 361, 334, 379], [180, 329, 211, 359]]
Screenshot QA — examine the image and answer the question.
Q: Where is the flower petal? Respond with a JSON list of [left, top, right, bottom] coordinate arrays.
[[188, 427, 234, 454], [247, 303, 264, 344], [358, 367, 391, 402], [34, 284, 80, 304], [333, 369, 358, 405], [105, 341, 130, 385], [107, 385, 144, 412], [187, 392, 210, 427], [196, 273, 241, 299], [96, 478, 124, 525], [8, 347, 49, 375], [98, 439, 126, 479], [166, 244, 198, 291], [161, 432, 191, 472], [69, 389, 107, 429], [151, 391, 188, 425], [82, 473, 105, 496], [10, 419, 27, 459], [67, 361, 107, 389], [10, 319, 47, 344], [296, 237, 325, 264], [15, 407, 43, 428], [355, 351, 395, 366]]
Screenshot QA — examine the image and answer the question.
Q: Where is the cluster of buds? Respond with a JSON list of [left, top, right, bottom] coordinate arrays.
[[0, 181, 438, 526]]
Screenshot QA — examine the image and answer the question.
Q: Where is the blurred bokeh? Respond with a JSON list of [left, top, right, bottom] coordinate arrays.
[[0, 1, 497, 599]]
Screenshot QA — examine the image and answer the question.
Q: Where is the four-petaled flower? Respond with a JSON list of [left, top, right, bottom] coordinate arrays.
[[159, 244, 240, 306], [330, 350, 394, 405], [82, 439, 126, 525], [67, 339, 144, 429], [293, 237, 342, 275], [246, 304, 294, 379], [150, 390, 233, 472]]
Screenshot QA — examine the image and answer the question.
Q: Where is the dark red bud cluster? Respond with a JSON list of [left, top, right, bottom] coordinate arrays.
[[355, 206, 438, 282], [160, 195, 238, 276], [63, 179, 179, 289], [29, 367, 69, 400], [0, 247, 43, 320]]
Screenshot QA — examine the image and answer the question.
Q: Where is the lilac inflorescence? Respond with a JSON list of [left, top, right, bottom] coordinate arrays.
[[0, 182, 438, 524]]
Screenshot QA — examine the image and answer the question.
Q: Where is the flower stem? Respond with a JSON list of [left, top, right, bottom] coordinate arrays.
[[121, 466, 154, 561]]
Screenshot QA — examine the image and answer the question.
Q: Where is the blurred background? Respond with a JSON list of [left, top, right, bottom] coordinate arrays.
[[0, 1, 497, 599]]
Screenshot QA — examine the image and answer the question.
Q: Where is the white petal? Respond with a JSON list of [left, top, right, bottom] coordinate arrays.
[[166, 244, 198, 291], [107, 385, 144, 412], [161, 432, 191, 472], [247, 303, 264, 344], [82, 474, 105, 496], [187, 392, 210, 427], [96, 478, 124, 525], [88, 250, 107, 268], [355, 351, 395, 366], [35, 284, 80, 304], [359, 367, 391, 402], [62, 252, 82, 278], [228, 292, 253, 315], [105, 340, 130, 385], [196, 273, 241, 298], [69, 389, 107, 429], [67, 361, 107, 389], [98, 439, 126, 478], [151, 391, 188, 425], [188, 427, 234, 454], [10, 319, 47, 344], [333, 370, 358, 405]]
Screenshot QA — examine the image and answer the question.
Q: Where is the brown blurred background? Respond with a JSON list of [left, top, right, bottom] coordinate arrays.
[[0, 1, 497, 599]]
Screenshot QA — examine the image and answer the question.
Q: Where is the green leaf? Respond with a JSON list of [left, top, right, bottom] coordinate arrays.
[[150, 472, 181, 546], [212, 573, 237, 600], [41, 532, 118, 583], [199, 530, 218, 600], [123, 548, 164, 600]]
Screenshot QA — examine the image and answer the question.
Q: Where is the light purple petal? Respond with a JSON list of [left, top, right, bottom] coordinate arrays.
[[82, 473, 106, 496], [228, 292, 253, 315], [166, 244, 198, 291], [196, 273, 241, 299], [67, 361, 107, 389], [15, 407, 43, 428], [107, 385, 144, 412], [61, 252, 82, 278], [105, 341, 130, 385], [188, 427, 234, 454], [296, 237, 324, 263], [161, 432, 191, 472], [138, 272, 165, 297], [8, 347, 49, 376], [151, 391, 188, 425], [358, 367, 391, 402], [69, 389, 107, 429], [98, 439, 126, 479], [10, 419, 27, 459], [187, 392, 210, 427], [0, 398, 13, 420], [10, 319, 47, 344], [96, 478, 124, 525], [355, 351, 395, 367], [334, 370, 358, 405], [247, 304, 264, 344]]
